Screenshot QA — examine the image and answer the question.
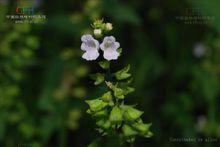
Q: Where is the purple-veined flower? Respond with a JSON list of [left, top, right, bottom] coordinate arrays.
[[81, 34, 100, 61], [100, 36, 120, 61]]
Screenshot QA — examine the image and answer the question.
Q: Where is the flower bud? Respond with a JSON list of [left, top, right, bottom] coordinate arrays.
[[92, 19, 104, 28], [105, 23, 113, 31], [94, 29, 102, 37]]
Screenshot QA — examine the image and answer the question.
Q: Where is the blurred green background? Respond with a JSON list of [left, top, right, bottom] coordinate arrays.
[[0, 0, 220, 146]]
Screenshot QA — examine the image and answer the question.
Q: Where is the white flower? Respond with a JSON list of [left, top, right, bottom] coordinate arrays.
[[81, 34, 100, 61], [105, 23, 113, 31], [100, 36, 120, 61]]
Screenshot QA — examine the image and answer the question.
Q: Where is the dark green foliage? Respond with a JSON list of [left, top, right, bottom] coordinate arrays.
[[0, 0, 220, 146]]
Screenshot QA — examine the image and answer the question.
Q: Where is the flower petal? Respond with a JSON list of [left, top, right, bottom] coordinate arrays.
[[81, 34, 93, 42], [104, 36, 115, 42], [103, 49, 119, 61], [114, 42, 120, 49], [82, 50, 99, 61], [81, 43, 87, 51], [100, 42, 105, 51], [94, 39, 100, 50]]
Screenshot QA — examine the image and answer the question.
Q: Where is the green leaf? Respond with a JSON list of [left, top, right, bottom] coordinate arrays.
[[105, 81, 125, 99], [90, 73, 105, 85], [123, 106, 143, 121], [143, 131, 153, 138], [123, 87, 135, 95], [93, 109, 108, 117], [101, 91, 112, 102], [117, 48, 123, 56], [85, 99, 108, 112], [132, 122, 151, 134], [114, 65, 131, 80], [99, 61, 110, 69], [109, 106, 123, 124], [122, 124, 138, 137], [96, 119, 111, 129], [114, 87, 125, 99]]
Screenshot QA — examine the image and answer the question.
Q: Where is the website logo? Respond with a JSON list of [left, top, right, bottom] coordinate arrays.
[[6, 0, 46, 24], [15, 0, 39, 14]]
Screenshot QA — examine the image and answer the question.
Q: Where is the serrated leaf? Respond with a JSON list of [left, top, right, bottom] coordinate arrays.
[[85, 99, 108, 112], [99, 61, 110, 69], [90, 73, 105, 85], [114, 65, 131, 80], [109, 106, 123, 124]]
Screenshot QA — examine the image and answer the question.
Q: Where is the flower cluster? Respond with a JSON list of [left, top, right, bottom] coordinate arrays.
[[81, 35, 120, 61], [81, 19, 120, 61], [82, 20, 153, 145]]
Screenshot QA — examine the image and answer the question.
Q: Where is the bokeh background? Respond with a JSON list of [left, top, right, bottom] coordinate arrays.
[[0, 0, 220, 146]]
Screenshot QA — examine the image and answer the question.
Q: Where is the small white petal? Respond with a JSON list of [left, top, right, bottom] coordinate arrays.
[[103, 49, 119, 61], [82, 50, 99, 61]]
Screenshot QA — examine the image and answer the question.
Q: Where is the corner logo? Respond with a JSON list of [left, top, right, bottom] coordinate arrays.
[[15, 0, 38, 15], [6, 0, 46, 24]]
